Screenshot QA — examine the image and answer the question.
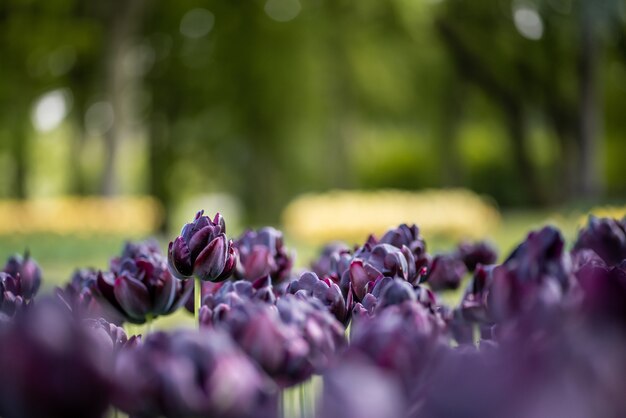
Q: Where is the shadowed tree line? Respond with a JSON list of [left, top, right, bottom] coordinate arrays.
[[0, 0, 625, 228]]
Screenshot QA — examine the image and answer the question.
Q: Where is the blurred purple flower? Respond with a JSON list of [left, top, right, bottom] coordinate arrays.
[[455, 240, 498, 271], [287, 271, 349, 323], [573, 216, 626, 267], [576, 261, 626, 326], [168, 210, 237, 282], [349, 300, 447, 394], [56, 268, 126, 325], [277, 295, 345, 373], [0, 298, 113, 418], [0, 272, 28, 317], [377, 223, 430, 270], [311, 241, 352, 280], [3, 251, 42, 299], [234, 227, 293, 283], [426, 254, 468, 291], [318, 356, 407, 418], [113, 329, 277, 418], [83, 318, 141, 351], [203, 301, 312, 388], [488, 226, 572, 321]]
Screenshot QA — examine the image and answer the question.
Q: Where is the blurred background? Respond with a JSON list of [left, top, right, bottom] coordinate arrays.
[[0, 0, 625, 284]]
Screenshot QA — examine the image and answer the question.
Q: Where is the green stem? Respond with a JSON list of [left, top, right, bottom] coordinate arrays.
[[300, 383, 306, 418], [278, 390, 284, 418], [195, 277, 202, 327], [145, 315, 153, 335]]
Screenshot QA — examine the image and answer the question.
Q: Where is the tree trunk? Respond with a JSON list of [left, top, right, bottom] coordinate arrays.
[[148, 113, 171, 233], [12, 123, 27, 199], [100, 0, 149, 196], [577, 1, 602, 199]]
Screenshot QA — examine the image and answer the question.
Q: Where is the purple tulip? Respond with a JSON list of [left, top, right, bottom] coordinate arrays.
[[0, 298, 113, 418], [113, 329, 277, 418], [208, 301, 312, 388], [575, 261, 626, 326], [458, 264, 494, 324], [376, 223, 431, 273], [0, 272, 28, 317], [426, 254, 468, 291], [344, 243, 419, 301], [287, 271, 349, 323], [318, 356, 407, 418], [311, 241, 352, 280], [277, 295, 346, 373], [83, 318, 141, 351], [573, 216, 626, 267], [233, 227, 293, 283], [348, 300, 447, 394], [455, 240, 498, 271], [103, 241, 193, 324], [168, 210, 237, 282], [488, 226, 572, 322], [3, 251, 42, 299], [56, 269, 126, 325]]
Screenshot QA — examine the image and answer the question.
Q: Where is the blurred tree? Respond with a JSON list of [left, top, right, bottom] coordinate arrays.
[[434, 0, 623, 204]]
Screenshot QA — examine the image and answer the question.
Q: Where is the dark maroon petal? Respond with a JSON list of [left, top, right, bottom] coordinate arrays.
[[153, 273, 176, 315], [243, 247, 273, 280], [187, 225, 217, 261], [114, 275, 151, 322], [350, 260, 374, 300], [194, 235, 227, 281], [168, 237, 193, 279]]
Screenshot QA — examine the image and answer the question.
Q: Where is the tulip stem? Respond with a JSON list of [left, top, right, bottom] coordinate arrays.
[[195, 277, 202, 327], [278, 390, 284, 418], [300, 384, 306, 418]]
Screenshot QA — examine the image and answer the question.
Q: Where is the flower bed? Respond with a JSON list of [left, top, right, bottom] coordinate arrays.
[[0, 210, 625, 418]]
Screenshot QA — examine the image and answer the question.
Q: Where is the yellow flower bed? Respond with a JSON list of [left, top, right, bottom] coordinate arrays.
[[282, 189, 501, 244], [0, 196, 162, 235]]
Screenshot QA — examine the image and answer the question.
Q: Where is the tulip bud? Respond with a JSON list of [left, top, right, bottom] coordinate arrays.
[[168, 210, 237, 282], [3, 251, 42, 300]]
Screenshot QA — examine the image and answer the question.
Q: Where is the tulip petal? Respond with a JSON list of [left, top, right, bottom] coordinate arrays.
[[194, 235, 227, 281], [153, 273, 176, 315], [114, 274, 150, 323], [168, 237, 193, 279]]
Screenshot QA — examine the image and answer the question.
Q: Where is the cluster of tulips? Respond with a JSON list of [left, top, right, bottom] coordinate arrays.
[[0, 209, 626, 418]]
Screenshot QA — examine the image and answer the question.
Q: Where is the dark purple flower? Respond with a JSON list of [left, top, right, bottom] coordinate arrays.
[[3, 251, 42, 299], [311, 241, 352, 280], [575, 262, 626, 326], [0, 299, 113, 418], [348, 300, 447, 393], [455, 240, 498, 271], [233, 227, 293, 283], [458, 264, 494, 324], [113, 329, 277, 418], [168, 210, 237, 282], [488, 226, 572, 322], [97, 241, 193, 324], [277, 295, 345, 373], [573, 216, 626, 267], [0, 272, 28, 317], [83, 318, 141, 351], [287, 271, 349, 323], [344, 243, 418, 301], [201, 300, 311, 388], [376, 223, 431, 273], [56, 269, 125, 325], [318, 356, 407, 418], [426, 254, 468, 291]]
